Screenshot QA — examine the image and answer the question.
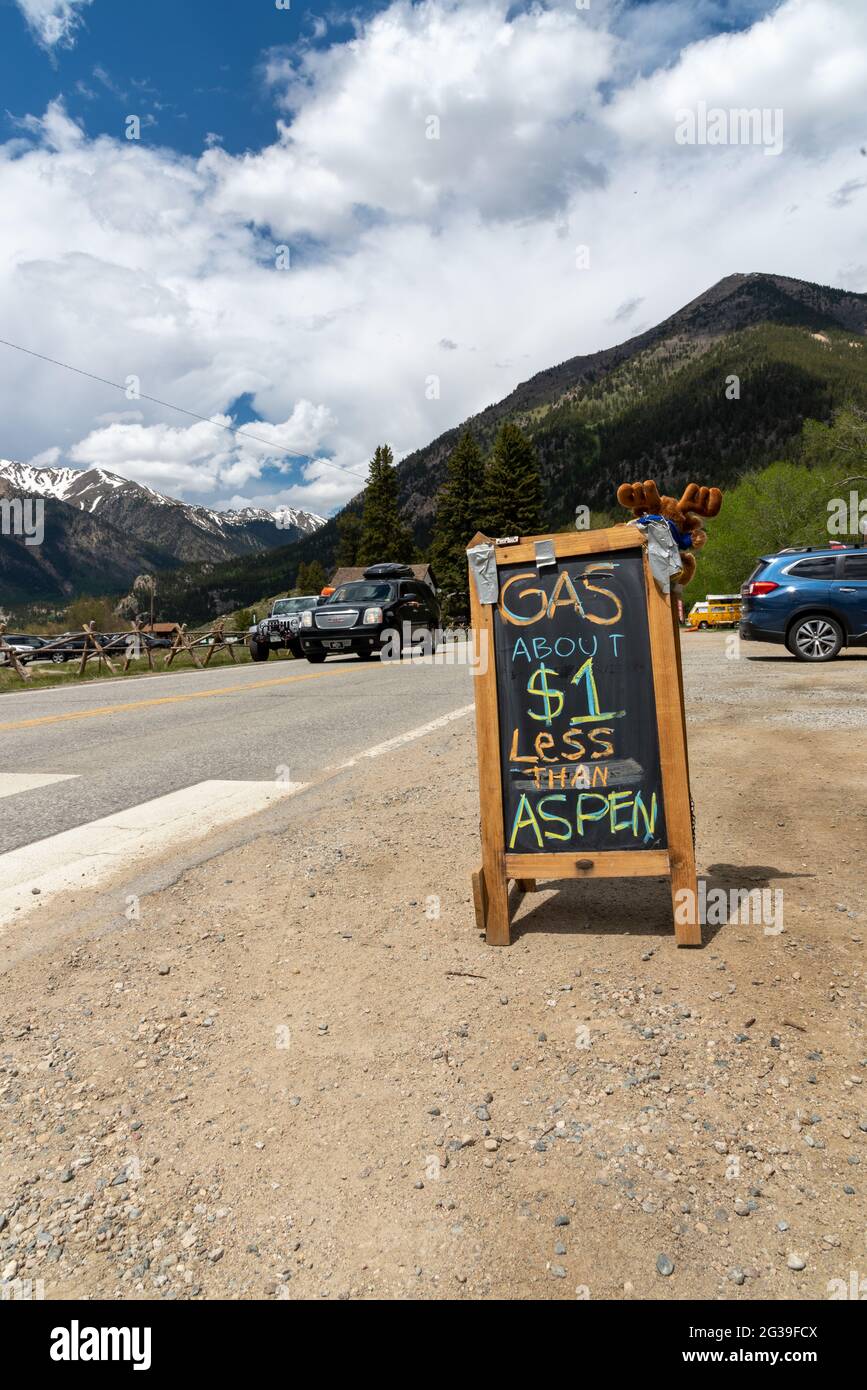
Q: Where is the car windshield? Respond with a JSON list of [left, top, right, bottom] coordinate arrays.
[[328, 583, 393, 604], [272, 598, 316, 614]]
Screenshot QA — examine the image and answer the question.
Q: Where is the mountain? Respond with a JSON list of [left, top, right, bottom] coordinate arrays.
[[0, 461, 325, 557], [0, 475, 176, 607], [279, 271, 867, 574], [10, 272, 864, 621], [396, 271, 867, 530], [0, 460, 325, 607]]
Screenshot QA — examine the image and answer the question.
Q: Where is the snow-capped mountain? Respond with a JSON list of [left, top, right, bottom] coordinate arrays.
[[0, 458, 326, 604], [0, 459, 325, 540]]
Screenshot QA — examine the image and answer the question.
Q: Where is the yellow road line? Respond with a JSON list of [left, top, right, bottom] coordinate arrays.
[[0, 666, 356, 732]]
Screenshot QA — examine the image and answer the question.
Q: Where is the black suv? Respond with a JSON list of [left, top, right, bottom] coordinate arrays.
[[299, 564, 441, 663]]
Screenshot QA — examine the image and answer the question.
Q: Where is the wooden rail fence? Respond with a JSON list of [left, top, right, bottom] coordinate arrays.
[[0, 621, 250, 683]]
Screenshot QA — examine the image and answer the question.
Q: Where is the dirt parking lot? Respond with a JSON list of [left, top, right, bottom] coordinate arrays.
[[1, 632, 865, 1300]]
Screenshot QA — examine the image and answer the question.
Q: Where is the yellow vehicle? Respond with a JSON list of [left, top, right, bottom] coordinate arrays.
[[685, 594, 742, 630]]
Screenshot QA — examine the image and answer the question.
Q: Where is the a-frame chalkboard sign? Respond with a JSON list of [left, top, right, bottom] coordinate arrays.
[[467, 525, 700, 947]]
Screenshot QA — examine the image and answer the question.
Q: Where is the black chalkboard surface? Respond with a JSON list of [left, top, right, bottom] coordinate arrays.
[[493, 546, 667, 855]]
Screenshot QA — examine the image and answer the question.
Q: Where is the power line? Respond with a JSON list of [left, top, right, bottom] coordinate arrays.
[[0, 335, 368, 482]]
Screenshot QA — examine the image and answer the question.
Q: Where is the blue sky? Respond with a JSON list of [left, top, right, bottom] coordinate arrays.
[[0, 0, 863, 515], [1, 2, 774, 157], [1, 0, 366, 157]]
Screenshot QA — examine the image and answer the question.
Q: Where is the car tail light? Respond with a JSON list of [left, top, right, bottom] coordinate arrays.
[[363, 607, 383, 625], [745, 581, 779, 596]]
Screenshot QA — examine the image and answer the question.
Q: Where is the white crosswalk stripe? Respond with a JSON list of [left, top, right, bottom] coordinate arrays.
[[0, 772, 79, 799], [0, 778, 306, 931], [0, 704, 474, 932]]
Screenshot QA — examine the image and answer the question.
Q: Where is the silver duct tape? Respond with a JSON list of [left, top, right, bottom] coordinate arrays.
[[534, 539, 556, 569], [467, 542, 499, 604], [628, 517, 683, 593]]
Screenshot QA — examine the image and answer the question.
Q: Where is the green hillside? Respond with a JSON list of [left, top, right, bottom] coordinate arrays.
[[154, 274, 867, 624]]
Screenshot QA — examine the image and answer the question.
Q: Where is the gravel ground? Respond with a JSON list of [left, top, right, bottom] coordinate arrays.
[[1, 633, 865, 1301]]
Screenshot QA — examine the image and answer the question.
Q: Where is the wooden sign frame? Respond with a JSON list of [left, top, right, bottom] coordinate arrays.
[[468, 526, 700, 948]]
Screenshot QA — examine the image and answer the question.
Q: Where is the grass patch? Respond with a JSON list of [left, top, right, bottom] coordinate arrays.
[[0, 644, 302, 695]]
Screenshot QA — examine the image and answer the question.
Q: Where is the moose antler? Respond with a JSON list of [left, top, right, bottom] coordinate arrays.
[[616, 480, 662, 513], [678, 484, 722, 520], [615, 476, 723, 587]]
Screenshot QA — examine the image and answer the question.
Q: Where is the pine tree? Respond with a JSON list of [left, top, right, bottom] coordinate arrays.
[[484, 421, 543, 538], [335, 511, 363, 567], [358, 444, 415, 564], [305, 560, 326, 593], [430, 429, 486, 615]]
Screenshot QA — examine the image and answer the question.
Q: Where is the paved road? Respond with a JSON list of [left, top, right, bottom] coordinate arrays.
[[0, 653, 475, 854]]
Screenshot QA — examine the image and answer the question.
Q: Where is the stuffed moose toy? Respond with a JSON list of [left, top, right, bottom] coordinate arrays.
[[616, 480, 723, 585]]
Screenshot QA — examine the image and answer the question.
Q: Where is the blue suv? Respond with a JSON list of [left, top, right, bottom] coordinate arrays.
[[739, 546, 867, 661]]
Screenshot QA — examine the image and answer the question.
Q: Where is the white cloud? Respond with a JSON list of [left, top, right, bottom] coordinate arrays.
[[0, 0, 865, 518], [15, 0, 92, 50], [28, 445, 62, 467], [604, 0, 867, 157], [67, 402, 342, 499], [210, 0, 614, 238]]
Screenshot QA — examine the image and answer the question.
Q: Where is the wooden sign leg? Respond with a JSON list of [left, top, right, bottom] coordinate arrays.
[[645, 567, 701, 946], [471, 867, 488, 932], [483, 856, 511, 945], [468, 540, 512, 946], [668, 590, 700, 944]]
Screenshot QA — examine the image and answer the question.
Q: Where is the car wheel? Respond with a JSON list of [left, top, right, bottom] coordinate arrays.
[[698, 621, 708, 630], [51, 652, 66, 664], [305, 651, 327, 664], [787, 615, 843, 662], [249, 641, 270, 662]]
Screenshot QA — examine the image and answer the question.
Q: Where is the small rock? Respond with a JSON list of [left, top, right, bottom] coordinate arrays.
[[787, 1253, 806, 1271], [656, 1254, 674, 1277]]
